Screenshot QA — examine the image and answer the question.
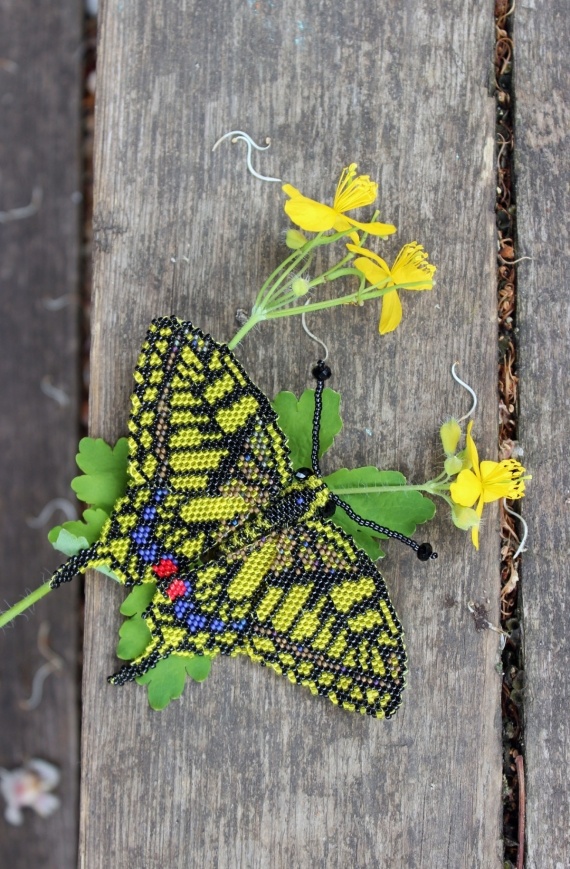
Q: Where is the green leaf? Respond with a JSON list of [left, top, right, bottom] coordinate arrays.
[[116, 584, 157, 659], [119, 582, 157, 618], [48, 507, 109, 554], [48, 529, 91, 557], [94, 565, 122, 583], [136, 657, 189, 710], [185, 656, 212, 682], [135, 655, 213, 711], [272, 388, 342, 469], [71, 437, 129, 512], [116, 616, 152, 660], [325, 467, 436, 560]]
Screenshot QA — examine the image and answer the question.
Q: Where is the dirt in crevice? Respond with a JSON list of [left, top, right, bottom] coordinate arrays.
[[495, 2, 525, 867]]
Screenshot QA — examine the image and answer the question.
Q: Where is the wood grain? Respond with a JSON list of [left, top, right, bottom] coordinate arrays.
[[515, 2, 570, 866], [83, 2, 501, 865], [0, 1, 82, 866]]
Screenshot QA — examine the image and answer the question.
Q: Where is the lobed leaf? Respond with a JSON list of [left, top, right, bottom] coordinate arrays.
[[136, 655, 212, 711], [272, 388, 342, 469], [136, 657, 189, 710], [119, 582, 157, 618], [116, 616, 152, 661], [325, 466, 436, 559], [48, 507, 109, 554], [71, 437, 129, 512]]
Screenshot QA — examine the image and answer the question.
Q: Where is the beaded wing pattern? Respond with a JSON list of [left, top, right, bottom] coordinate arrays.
[[52, 317, 407, 719]]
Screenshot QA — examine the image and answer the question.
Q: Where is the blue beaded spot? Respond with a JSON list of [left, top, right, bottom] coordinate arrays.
[[186, 613, 207, 633], [174, 600, 190, 619], [139, 544, 159, 563]]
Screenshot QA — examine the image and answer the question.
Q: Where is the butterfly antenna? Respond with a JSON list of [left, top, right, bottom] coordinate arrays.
[[311, 360, 332, 476], [310, 363, 437, 562], [49, 544, 99, 589], [330, 493, 437, 561]]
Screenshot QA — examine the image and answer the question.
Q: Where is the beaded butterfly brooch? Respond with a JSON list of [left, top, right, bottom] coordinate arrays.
[[49, 316, 435, 719]]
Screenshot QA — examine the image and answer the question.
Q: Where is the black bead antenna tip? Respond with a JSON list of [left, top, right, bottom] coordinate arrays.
[[312, 360, 332, 382], [417, 543, 438, 561]]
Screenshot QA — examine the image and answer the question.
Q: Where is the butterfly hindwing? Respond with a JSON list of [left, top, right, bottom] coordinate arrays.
[[112, 516, 407, 719]]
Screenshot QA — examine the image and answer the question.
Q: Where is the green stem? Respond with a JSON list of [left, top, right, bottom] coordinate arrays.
[[263, 283, 394, 319], [0, 582, 53, 629], [228, 312, 265, 350], [308, 267, 364, 288], [332, 481, 451, 497]]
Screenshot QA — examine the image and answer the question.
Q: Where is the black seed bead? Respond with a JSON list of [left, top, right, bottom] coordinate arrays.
[[320, 499, 336, 519], [416, 542, 433, 561], [312, 360, 332, 381]]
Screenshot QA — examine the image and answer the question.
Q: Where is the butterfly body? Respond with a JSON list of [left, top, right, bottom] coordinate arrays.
[[53, 317, 407, 718]]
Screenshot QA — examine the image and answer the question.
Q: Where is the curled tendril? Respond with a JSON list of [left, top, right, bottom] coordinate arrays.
[[301, 302, 329, 362], [212, 130, 282, 183], [503, 499, 529, 560], [451, 362, 478, 423]]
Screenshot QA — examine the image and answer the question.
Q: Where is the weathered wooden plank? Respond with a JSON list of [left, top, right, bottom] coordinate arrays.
[[515, 2, 570, 866], [0, 1, 82, 866], [82, 2, 500, 866]]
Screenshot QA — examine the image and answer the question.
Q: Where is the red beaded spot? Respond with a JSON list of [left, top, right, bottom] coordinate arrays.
[[165, 578, 187, 601], [152, 557, 179, 579]]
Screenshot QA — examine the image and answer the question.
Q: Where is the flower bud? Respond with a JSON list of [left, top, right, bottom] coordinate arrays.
[[440, 418, 461, 456], [285, 229, 307, 250], [291, 277, 310, 297], [451, 504, 480, 531], [444, 455, 463, 477]]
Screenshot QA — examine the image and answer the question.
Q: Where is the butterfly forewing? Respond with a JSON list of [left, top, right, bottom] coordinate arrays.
[[90, 318, 295, 584]]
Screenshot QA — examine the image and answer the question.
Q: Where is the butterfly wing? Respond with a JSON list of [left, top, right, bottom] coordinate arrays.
[[246, 518, 407, 719], [111, 516, 406, 719], [91, 317, 296, 584]]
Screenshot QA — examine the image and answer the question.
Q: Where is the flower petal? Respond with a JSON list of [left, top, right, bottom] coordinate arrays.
[[471, 496, 485, 549], [284, 193, 338, 232], [378, 290, 403, 334], [342, 216, 397, 236], [353, 256, 390, 286], [347, 244, 391, 273], [465, 421, 480, 476], [450, 468, 482, 507]]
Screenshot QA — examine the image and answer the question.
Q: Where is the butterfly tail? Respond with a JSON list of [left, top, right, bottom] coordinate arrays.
[[49, 544, 100, 589], [107, 662, 146, 686]]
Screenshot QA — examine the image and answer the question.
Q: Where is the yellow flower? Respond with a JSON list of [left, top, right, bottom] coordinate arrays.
[[449, 421, 529, 549], [282, 164, 396, 237], [347, 242, 436, 334]]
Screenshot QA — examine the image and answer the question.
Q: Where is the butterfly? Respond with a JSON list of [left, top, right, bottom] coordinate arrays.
[[51, 317, 434, 719]]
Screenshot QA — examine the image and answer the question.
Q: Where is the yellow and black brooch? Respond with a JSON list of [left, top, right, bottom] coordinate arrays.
[[50, 317, 435, 719]]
